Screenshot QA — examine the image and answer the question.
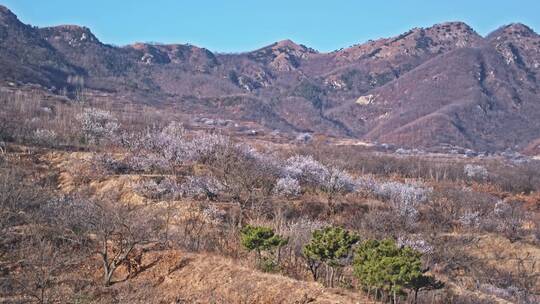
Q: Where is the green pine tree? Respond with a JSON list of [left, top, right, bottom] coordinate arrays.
[[303, 226, 359, 287], [353, 238, 438, 303], [240, 225, 287, 272]]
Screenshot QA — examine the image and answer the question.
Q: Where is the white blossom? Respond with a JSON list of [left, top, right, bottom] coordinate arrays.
[[321, 167, 356, 194], [397, 235, 434, 255], [125, 123, 231, 168], [354, 176, 378, 193], [492, 200, 525, 236], [180, 175, 223, 200], [374, 181, 431, 223], [283, 155, 329, 186], [187, 133, 229, 162], [464, 164, 488, 180], [128, 154, 170, 172], [459, 211, 481, 228], [273, 176, 301, 197], [158, 122, 189, 163], [76, 108, 119, 144], [32, 129, 57, 145], [494, 200, 509, 217], [134, 122, 188, 163], [202, 204, 227, 224]]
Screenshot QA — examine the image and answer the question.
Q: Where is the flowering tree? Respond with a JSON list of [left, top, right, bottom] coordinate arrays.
[[283, 155, 357, 213], [128, 154, 170, 173], [32, 129, 57, 146], [273, 176, 301, 198], [124, 122, 188, 171], [320, 168, 356, 213], [76, 108, 119, 145], [493, 200, 526, 242], [156, 122, 189, 164], [187, 133, 230, 163], [283, 155, 329, 187], [180, 175, 223, 201], [355, 176, 378, 193], [397, 235, 433, 255], [374, 181, 431, 225], [122, 123, 231, 174], [464, 164, 488, 180]]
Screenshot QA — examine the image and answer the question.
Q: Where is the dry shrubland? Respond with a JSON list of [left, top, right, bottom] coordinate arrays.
[[1, 90, 539, 304]]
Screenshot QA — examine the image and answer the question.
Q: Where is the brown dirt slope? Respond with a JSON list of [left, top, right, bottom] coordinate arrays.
[[102, 250, 370, 304]]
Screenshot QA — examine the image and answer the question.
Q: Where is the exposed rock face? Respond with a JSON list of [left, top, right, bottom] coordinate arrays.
[[356, 95, 375, 105], [40, 25, 99, 47], [1, 4, 540, 152], [249, 39, 317, 71], [127, 43, 218, 71], [333, 22, 482, 63]]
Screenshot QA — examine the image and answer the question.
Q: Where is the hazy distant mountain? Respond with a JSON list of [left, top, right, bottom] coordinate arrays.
[[1, 5, 539, 151]]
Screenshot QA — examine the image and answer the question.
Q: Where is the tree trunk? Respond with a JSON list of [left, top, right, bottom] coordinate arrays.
[[39, 287, 45, 304], [308, 261, 319, 281], [325, 264, 329, 287], [329, 266, 334, 287], [164, 207, 171, 247], [237, 199, 249, 228], [103, 261, 115, 287]]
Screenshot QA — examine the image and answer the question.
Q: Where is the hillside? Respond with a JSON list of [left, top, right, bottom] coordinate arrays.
[[0, 5, 539, 151]]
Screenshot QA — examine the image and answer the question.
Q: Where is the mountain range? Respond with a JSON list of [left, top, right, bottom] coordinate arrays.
[[1, 4, 540, 152]]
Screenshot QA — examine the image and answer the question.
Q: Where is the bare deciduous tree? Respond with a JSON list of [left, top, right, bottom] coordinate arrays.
[[58, 196, 154, 286], [209, 143, 280, 225]]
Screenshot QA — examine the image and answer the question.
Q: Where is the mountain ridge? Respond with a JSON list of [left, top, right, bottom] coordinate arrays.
[[1, 5, 539, 152]]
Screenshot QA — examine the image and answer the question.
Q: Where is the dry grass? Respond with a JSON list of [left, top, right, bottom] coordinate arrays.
[[99, 249, 370, 304], [468, 234, 540, 291]]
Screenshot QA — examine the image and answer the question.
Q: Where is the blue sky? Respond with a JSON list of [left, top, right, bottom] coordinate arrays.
[[2, 0, 539, 53]]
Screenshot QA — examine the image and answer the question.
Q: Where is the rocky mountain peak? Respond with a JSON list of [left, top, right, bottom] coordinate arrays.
[[501, 23, 537, 37], [40, 25, 100, 47], [335, 21, 481, 63], [274, 39, 316, 53], [248, 39, 316, 71], [487, 23, 538, 41], [0, 5, 14, 17], [0, 5, 23, 26], [423, 21, 482, 47]]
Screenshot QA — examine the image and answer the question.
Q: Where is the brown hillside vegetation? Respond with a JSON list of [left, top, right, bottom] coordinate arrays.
[[2, 108, 539, 303], [87, 250, 365, 304], [1, 4, 540, 304]]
